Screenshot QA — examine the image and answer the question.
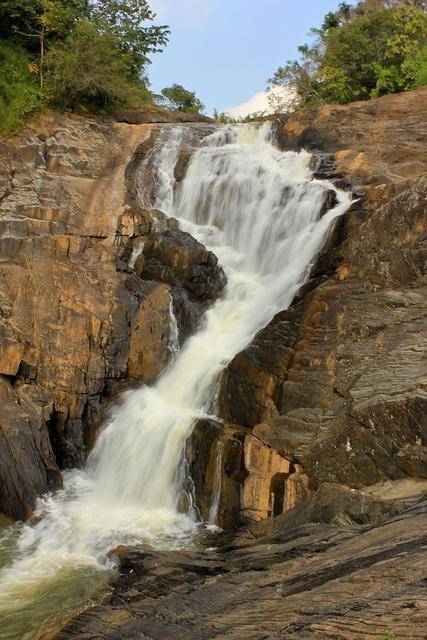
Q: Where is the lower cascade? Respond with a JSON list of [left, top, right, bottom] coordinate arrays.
[[0, 122, 351, 638]]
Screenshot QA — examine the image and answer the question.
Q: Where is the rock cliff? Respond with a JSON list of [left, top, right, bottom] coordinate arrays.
[[0, 112, 225, 521], [192, 87, 427, 530], [56, 87, 426, 640], [1, 89, 426, 640]]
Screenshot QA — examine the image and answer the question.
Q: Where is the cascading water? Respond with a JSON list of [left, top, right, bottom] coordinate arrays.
[[0, 122, 351, 640], [208, 442, 225, 527]]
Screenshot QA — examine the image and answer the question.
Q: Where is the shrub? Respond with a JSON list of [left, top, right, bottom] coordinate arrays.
[[45, 20, 145, 111], [0, 41, 41, 134], [161, 84, 205, 113], [409, 44, 427, 87]]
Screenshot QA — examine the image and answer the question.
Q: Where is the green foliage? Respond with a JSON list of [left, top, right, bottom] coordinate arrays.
[[212, 109, 267, 123], [91, 0, 169, 79], [212, 109, 237, 123], [0, 41, 41, 134], [269, 1, 427, 109], [45, 20, 146, 110], [0, 0, 89, 51], [0, 0, 170, 130], [161, 84, 205, 113], [0, 0, 43, 47], [409, 43, 427, 85]]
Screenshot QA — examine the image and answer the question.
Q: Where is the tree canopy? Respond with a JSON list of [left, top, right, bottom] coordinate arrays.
[[268, 0, 427, 111], [0, 0, 170, 132], [161, 84, 205, 113]]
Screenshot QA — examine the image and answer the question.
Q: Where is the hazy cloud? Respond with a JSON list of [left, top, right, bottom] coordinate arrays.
[[226, 92, 271, 118], [226, 87, 296, 118]]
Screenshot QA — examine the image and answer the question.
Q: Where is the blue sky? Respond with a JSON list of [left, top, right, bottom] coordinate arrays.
[[148, 0, 341, 115]]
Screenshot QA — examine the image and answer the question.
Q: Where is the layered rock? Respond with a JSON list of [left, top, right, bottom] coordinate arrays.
[[215, 87, 427, 527], [189, 420, 310, 528], [0, 113, 224, 520], [58, 497, 427, 640]]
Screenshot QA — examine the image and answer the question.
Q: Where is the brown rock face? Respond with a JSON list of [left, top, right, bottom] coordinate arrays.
[[58, 498, 427, 640], [216, 87, 427, 525], [0, 378, 62, 521], [142, 228, 226, 300], [0, 113, 225, 520], [276, 86, 427, 186]]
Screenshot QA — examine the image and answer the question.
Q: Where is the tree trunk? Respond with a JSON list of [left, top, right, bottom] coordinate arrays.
[[40, 27, 45, 89]]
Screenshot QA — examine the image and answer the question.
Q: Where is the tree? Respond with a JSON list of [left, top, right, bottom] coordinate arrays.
[[1, 0, 86, 87], [91, 0, 170, 78], [0, 0, 90, 50], [268, 0, 427, 108], [212, 109, 236, 123], [37, 1, 76, 87], [161, 84, 205, 112], [45, 19, 139, 110]]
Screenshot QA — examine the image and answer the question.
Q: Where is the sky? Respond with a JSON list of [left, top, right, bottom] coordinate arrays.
[[148, 0, 341, 116]]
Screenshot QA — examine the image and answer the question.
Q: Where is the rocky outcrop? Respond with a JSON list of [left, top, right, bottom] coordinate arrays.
[[58, 496, 427, 640], [213, 87, 427, 527], [139, 220, 226, 339], [0, 378, 62, 520], [0, 113, 224, 520]]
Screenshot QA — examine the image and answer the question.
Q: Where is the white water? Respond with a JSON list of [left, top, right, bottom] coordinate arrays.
[[208, 442, 225, 526], [0, 123, 351, 629]]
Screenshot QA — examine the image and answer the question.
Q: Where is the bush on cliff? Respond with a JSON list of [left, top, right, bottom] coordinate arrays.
[[268, 0, 427, 110], [45, 20, 150, 111], [0, 42, 41, 134], [0, 0, 169, 132], [160, 84, 206, 113]]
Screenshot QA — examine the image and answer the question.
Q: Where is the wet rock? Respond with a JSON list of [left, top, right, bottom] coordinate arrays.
[[218, 304, 301, 427], [174, 143, 194, 183], [141, 227, 226, 301], [0, 377, 62, 521], [254, 482, 401, 534], [58, 498, 427, 640], [189, 419, 244, 529], [318, 187, 338, 217], [241, 434, 291, 522]]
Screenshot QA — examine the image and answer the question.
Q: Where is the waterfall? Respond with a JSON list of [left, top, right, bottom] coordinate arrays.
[[168, 294, 180, 359], [128, 239, 145, 270], [0, 123, 351, 636], [208, 442, 225, 527]]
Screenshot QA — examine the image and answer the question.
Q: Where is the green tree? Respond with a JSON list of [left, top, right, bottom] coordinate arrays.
[[0, 1, 42, 45], [212, 109, 234, 123], [1, 0, 85, 87], [268, 1, 427, 108], [161, 84, 205, 112], [91, 0, 170, 79], [0, 0, 169, 87], [409, 43, 427, 85], [0, 0, 89, 50], [45, 20, 141, 110]]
